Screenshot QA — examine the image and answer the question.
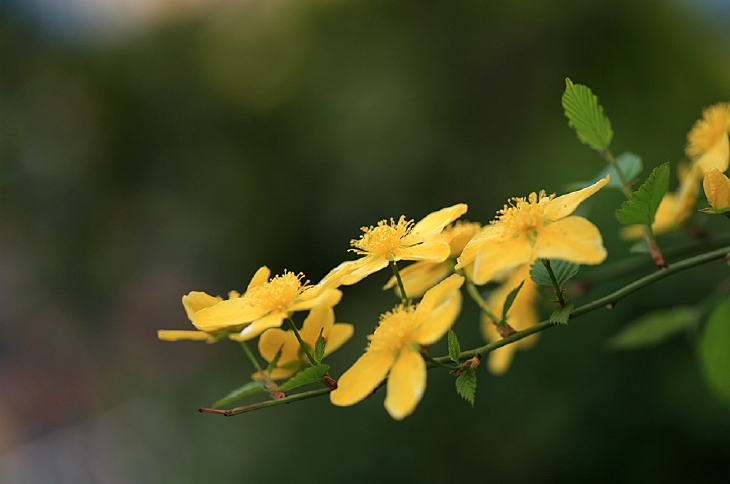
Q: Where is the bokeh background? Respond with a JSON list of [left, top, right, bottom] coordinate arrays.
[[1, 0, 730, 482]]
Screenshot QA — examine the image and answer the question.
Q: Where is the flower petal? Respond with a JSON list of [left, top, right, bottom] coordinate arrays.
[[533, 216, 606, 264], [323, 323, 355, 357], [407, 203, 468, 239], [157, 330, 211, 342], [704, 168, 730, 211], [290, 288, 343, 313], [397, 236, 450, 262], [192, 298, 266, 331], [470, 236, 533, 286], [543, 175, 610, 220], [411, 274, 464, 344], [258, 327, 298, 363], [248, 266, 271, 289], [182, 292, 223, 322], [383, 261, 451, 298], [330, 350, 394, 407], [228, 312, 286, 341], [384, 347, 427, 420]]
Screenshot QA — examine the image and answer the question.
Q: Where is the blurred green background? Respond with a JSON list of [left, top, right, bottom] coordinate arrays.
[[2, 0, 730, 482]]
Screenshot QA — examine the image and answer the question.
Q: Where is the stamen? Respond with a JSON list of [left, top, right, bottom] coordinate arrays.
[[244, 271, 308, 312], [367, 305, 415, 353], [350, 216, 414, 256]]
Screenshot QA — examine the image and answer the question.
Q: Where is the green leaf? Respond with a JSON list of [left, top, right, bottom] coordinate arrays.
[[549, 300, 574, 325], [447, 329, 461, 364], [502, 280, 525, 320], [213, 381, 267, 408], [568, 152, 643, 191], [615, 163, 670, 226], [530, 259, 580, 287], [562, 78, 613, 151], [276, 364, 330, 393], [314, 328, 326, 364], [607, 306, 699, 351], [699, 297, 730, 403], [455, 369, 477, 407]]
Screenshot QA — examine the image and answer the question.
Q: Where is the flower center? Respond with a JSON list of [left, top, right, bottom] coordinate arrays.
[[367, 305, 415, 354], [494, 191, 553, 235], [244, 271, 308, 312], [350, 216, 414, 256]]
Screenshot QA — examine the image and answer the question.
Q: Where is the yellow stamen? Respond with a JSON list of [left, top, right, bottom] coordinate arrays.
[[350, 216, 414, 256], [494, 191, 554, 233], [367, 305, 415, 353], [244, 271, 308, 312]]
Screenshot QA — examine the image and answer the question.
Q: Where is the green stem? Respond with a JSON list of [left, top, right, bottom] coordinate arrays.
[[287, 317, 317, 366], [390, 260, 410, 307], [465, 278, 501, 325], [240, 341, 264, 374], [541, 259, 567, 308], [200, 387, 332, 416], [601, 148, 666, 268], [431, 244, 730, 365], [422, 352, 459, 370]]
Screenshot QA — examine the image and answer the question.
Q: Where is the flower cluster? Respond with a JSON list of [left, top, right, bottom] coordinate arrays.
[[157, 87, 730, 422]]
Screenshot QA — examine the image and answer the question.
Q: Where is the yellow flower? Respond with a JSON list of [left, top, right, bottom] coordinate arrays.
[[319, 204, 468, 288], [330, 274, 464, 420], [157, 290, 242, 342], [686, 103, 730, 173], [455, 177, 609, 286], [383, 221, 482, 298], [703, 168, 730, 213], [254, 305, 354, 380], [192, 266, 342, 341], [480, 264, 540, 374]]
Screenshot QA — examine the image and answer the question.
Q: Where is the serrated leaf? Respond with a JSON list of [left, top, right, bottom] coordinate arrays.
[[607, 306, 699, 351], [502, 280, 525, 320], [568, 152, 643, 191], [549, 300, 574, 325], [213, 381, 267, 408], [530, 259, 580, 287], [447, 329, 461, 364], [455, 369, 477, 407], [615, 163, 670, 226], [276, 364, 330, 393], [699, 297, 730, 403], [562, 78, 613, 150], [314, 328, 326, 364]]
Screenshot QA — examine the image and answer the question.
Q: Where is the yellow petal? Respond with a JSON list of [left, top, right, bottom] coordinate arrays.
[[411, 274, 464, 344], [258, 328, 298, 363], [193, 298, 266, 331], [181, 292, 223, 322], [383, 261, 450, 298], [454, 225, 500, 269], [471, 236, 533, 286], [252, 368, 296, 381], [299, 305, 334, 343], [290, 288, 343, 313], [695, 135, 729, 174], [323, 323, 355, 357], [157, 330, 211, 342], [487, 346, 515, 375], [248, 266, 271, 289], [533, 216, 606, 264], [338, 256, 389, 286], [543, 175, 610, 221], [229, 312, 286, 341], [408, 203, 468, 238], [330, 350, 394, 407], [397, 236, 450, 262], [704, 168, 730, 211], [384, 347, 427, 420]]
